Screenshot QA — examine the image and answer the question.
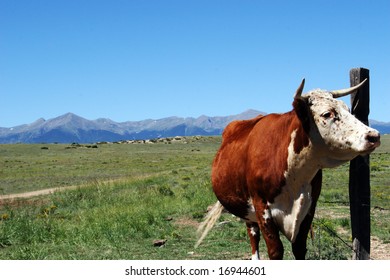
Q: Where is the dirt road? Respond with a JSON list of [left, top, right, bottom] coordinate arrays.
[[0, 186, 78, 201]]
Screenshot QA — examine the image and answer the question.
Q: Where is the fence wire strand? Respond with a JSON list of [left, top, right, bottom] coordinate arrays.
[[313, 217, 375, 260]]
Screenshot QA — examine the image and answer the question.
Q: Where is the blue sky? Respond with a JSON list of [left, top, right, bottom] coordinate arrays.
[[1, 0, 389, 127]]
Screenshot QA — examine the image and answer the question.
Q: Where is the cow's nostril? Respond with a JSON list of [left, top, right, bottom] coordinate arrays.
[[366, 132, 380, 144]]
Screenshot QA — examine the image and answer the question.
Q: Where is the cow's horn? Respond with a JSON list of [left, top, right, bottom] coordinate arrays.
[[294, 78, 306, 99], [330, 78, 367, 98]]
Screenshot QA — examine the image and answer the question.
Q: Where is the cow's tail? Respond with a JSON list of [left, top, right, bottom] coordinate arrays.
[[195, 201, 224, 248]]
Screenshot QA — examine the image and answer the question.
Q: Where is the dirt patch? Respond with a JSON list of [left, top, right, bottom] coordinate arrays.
[[174, 217, 200, 229], [371, 236, 390, 260]]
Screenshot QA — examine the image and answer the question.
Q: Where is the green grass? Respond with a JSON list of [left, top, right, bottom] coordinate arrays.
[[0, 135, 389, 259], [0, 137, 220, 195], [0, 163, 247, 259]]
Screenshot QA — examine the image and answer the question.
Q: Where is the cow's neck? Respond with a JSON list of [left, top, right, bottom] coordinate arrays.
[[284, 129, 319, 185], [319, 157, 349, 168]]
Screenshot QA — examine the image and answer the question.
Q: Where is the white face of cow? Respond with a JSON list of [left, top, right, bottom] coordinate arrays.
[[305, 90, 380, 164], [293, 79, 381, 167]]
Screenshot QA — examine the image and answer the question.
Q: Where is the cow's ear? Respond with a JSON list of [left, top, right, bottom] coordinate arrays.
[[293, 97, 310, 133]]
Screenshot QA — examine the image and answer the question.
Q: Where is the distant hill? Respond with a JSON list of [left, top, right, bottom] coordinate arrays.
[[370, 120, 390, 134], [0, 110, 388, 144], [0, 110, 264, 144]]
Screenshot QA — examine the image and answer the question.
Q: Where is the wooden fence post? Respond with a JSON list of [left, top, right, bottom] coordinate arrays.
[[349, 68, 371, 260]]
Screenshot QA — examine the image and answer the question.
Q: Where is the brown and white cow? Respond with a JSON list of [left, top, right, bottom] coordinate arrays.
[[196, 79, 381, 260]]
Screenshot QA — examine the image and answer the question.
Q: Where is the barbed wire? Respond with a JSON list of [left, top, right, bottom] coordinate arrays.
[[313, 217, 375, 260]]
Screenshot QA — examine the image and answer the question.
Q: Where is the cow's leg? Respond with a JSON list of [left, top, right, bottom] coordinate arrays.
[[254, 199, 284, 260], [291, 213, 312, 259], [292, 170, 322, 260], [246, 222, 260, 260]]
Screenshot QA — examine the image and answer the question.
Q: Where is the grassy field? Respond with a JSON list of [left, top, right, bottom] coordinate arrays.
[[0, 135, 389, 260]]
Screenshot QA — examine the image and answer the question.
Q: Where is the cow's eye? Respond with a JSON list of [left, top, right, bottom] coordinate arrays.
[[322, 111, 333, 119]]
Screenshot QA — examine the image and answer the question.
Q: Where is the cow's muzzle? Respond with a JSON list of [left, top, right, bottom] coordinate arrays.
[[365, 130, 381, 151]]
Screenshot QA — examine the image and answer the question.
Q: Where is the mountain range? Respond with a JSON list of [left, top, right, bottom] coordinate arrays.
[[0, 110, 388, 144], [0, 110, 263, 144]]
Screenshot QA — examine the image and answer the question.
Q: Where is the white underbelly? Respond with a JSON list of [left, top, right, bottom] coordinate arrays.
[[267, 183, 312, 242]]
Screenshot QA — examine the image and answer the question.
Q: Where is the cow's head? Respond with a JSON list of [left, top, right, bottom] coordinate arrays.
[[293, 79, 380, 166]]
